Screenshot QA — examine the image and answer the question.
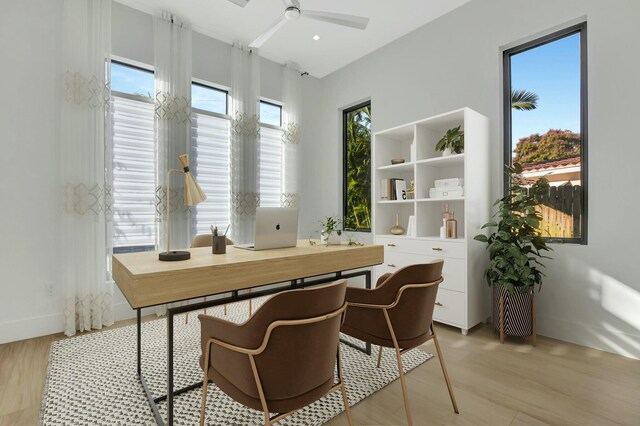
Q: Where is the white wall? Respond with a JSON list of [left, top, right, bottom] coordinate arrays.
[[0, 1, 317, 343], [0, 0, 65, 342], [300, 0, 640, 358]]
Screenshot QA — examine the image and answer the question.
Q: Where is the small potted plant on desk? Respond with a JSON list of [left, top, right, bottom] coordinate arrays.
[[320, 215, 342, 245], [435, 125, 464, 156], [474, 164, 552, 346]]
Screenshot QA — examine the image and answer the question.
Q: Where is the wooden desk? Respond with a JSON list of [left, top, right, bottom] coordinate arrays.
[[112, 241, 383, 426], [113, 240, 383, 309]]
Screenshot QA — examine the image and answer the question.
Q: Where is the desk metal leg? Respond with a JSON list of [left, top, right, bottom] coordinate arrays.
[[137, 309, 141, 375], [138, 309, 164, 425], [365, 270, 372, 355], [167, 311, 174, 425]]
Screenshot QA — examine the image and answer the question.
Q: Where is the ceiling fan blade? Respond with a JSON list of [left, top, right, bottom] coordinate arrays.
[[249, 14, 289, 48], [301, 9, 369, 30], [227, 0, 249, 7]]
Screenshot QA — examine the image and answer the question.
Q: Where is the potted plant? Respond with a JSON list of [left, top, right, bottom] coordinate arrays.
[[320, 215, 342, 245], [435, 125, 464, 156], [474, 164, 552, 344]]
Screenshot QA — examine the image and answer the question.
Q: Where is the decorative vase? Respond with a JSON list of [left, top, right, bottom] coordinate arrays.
[[320, 231, 341, 245], [390, 214, 405, 235], [492, 284, 535, 343], [442, 148, 453, 157]]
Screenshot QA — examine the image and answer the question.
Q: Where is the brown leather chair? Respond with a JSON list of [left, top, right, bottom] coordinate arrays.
[[186, 234, 238, 323], [198, 280, 353, 426], [341, 260, 458, 425]]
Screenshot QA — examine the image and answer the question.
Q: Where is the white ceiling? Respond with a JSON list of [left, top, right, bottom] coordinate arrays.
[[115, 0, 471, 78]]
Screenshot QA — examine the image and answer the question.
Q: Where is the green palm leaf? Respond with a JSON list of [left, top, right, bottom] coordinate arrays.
[[511, 89, 539, 111]]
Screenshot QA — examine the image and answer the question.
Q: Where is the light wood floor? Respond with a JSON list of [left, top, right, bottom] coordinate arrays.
[[0, 319, 638, 426]]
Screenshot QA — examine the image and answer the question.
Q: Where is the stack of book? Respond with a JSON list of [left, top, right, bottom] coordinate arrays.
[[428, 178, 464, 199], [380, 178, 407, 201]]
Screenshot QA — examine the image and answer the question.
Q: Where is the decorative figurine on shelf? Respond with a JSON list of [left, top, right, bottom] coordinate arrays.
[[390, 213, 405, 235], [440, 204, 452, 238], [446, 210, 458, 239], [406, 180, 415, 200]]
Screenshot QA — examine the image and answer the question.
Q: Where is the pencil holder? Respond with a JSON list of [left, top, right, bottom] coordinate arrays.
[[212, 236, 226, 254]]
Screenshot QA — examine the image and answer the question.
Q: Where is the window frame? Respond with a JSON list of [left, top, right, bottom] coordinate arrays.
[[259, 99, 283, 129], [110, 59, 157, 254], [110, 59, 155, 103], [342, 100, 372, 233], [191, 79, 230, 118], [502, 22, 588, 245], [190, 79, 233, 240]]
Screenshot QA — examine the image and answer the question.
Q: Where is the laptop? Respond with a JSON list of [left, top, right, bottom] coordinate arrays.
[[235, 207, 299, 251]]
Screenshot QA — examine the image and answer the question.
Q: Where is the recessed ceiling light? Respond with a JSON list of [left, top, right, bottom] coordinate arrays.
[[312, 35, 320, 41]]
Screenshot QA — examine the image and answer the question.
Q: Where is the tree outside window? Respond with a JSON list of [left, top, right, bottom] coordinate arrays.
[[343, 102, 371, 232]]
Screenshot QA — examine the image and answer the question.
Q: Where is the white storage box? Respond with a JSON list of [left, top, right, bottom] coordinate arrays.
[[434, 178, 464, 188], [429, 186, 464, 199]]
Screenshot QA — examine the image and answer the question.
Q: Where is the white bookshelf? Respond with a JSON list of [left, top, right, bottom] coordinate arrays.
[[372, 108, 490, 334]]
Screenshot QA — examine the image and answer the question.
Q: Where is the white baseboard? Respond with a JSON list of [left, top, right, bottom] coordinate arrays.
[[0, 312, 65, 345], [537, 314, 640, 360], [0, 302, 154, 344]]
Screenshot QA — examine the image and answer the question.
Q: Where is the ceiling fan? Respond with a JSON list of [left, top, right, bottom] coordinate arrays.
[[226, 0, 370, 48]]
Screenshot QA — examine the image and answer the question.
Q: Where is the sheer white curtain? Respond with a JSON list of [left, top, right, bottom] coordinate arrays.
[[154, 12, 193, 253], [230, 44, 261, 244], [281, 62, 301, 209], [60, 0, 113, 336]]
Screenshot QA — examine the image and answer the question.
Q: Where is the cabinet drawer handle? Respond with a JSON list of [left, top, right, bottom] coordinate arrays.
[[435, 302, 443, 307], [387, 263, 396, 268], [387, 243, 396, 247], [432, 247, 443, 251]]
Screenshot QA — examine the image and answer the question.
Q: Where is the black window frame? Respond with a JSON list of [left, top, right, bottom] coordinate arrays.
[[342, 101, 372, 233], [503, 22, 588, 245], [191, 80, 229, 116], [259, 100, 282, 127], [110, 59, 155, 100]]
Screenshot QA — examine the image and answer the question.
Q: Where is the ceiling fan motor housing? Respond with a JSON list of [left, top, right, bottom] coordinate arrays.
[[285, 6, 301, 20]]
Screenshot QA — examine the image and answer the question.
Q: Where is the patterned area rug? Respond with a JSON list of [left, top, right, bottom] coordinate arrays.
[[41, 297, 432, 425]]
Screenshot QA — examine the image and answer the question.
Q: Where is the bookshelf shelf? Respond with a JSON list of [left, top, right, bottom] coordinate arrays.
[[416, 154, 464, 168], [416, 197, 465, 202], [377, 199, 414, 204], [377, 162, 414, 172]]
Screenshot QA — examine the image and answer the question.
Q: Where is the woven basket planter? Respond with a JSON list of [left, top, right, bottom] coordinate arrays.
[[492, 285, 536, 345]]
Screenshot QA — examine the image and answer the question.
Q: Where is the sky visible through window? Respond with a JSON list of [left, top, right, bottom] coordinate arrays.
[[192, 83, 227, 115], [510, 33, 581, 154], [111, 62, 154, 98], [260, 101, 281, 126]]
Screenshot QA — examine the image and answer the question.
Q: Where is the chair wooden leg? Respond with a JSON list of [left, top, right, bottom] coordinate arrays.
[[203, 296, 207, 316], [337, 345, 354, 426], [248, 354, 271, 426], [431, 323, 459, 414], [377, 345, 383, 368], [185, 312, 189, 324], [383, 309, 413, 426]]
